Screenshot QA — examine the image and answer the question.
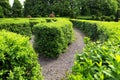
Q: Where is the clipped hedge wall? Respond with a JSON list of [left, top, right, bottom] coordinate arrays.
[[0, 22, 31, 37], [70, 19, 109, 41], [33, 19, 74, 58], [29, 18, 46, 33], [67, 20, 120, 80], [0, 30, 43, 80]]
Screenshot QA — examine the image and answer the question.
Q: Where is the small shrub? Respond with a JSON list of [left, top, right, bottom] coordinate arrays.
[[92, 15, 115, 21], [27, 15, 32, 18], [46, 18, 57, 23], [49, 13, 55, 18], [0, 30, 43, 80], [101, 16, 106, 21], [96, 16, 101, 21], [45, 15, 48, 17], [46, 18, 53, 22], [104, 16, 111, 22], [110, 15, 115, 20], [56, 15, 60, 17], [91, 15, 96, 20]]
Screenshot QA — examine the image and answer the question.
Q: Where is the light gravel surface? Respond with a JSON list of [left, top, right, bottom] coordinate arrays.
[[38, 28, 85, 80]]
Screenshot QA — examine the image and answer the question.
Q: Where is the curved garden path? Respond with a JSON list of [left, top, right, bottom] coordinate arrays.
[[38, 28, 85, 80]]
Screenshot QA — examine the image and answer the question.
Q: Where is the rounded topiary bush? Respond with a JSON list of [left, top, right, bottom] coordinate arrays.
[[0, 30, 43, 80]]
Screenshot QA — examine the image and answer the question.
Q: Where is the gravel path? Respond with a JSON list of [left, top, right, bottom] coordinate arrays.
[[38, 28, 85, 80]]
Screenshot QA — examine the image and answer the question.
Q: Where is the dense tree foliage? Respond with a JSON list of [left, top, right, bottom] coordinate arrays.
[[24, 0, 38, 17], [23, 0, 119, 17], [117, 0, 120, 8], [0, 0, 119, 18], [24, 0, 80, 17], [12, 0, 22, 17], [53, 0, 79, 17], [0, 0, 11, 17], [80, 0, 118, 16], [0, 6, 4, 17]]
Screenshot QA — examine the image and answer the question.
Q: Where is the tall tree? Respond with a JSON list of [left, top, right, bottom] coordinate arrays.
[[12, 0, 22, 17], [0, 6, 4, 17], [0, 0, 11, 17], [80, 0, 118, 16], [51, 0, 80, 17], [24, 0, 42, 17], [79, 0, 90, 15], [117, 0, 120, 8], [23, 0, 80, 17]]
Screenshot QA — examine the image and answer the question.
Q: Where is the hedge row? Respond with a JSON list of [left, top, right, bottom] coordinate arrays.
[[0, 18, 31, 36], [0, 30, 43, 80], [33, 19, 74, 58], [70, 19, 110, 41], [0, 18, 58, 37], [67, 20, 120, 80], [91, 15, 115, 21], [29, 18, 57, 33]]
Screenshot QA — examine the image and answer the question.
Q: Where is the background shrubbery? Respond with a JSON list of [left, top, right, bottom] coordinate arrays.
[[0, 6, 4, 18], [0, 30, 43, 80], [91, 15, 115, 21]]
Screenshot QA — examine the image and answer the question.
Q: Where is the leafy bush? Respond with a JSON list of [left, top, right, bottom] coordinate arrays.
[[67, 19, 120, 80], [76, 16, 92, 20], [96, 16, 102, 21], [91, 15, 96, 20], [49, 13, 55, 18], [45, 18, 57, 23], [0, 20, 31, 37], [56, 15, 60, 17], [33, 19, 74, 58], [68, 38, 120, 80], [27, 15, 32, 18], [110, 15, 115, 20], [92, 15, 115, 21], [104, 16, 112, 22], [0, 30, 43, 80], [101, 16, 106, 21]]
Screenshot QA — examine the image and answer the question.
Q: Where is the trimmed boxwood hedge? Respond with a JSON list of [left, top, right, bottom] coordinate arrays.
[[33, 19, 74, 58], [70, 19, 109, 41], [0, 30, 43, 80], [0, 18, 74, 58], [0, 22, 31, 37], [67, 20, 120, 80], [0, 18, 47, 36], [29, 18, 46, 33]]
